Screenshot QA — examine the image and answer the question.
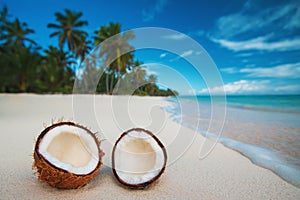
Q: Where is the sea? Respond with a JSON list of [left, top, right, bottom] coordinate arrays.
[[163, 95, 300, 188]]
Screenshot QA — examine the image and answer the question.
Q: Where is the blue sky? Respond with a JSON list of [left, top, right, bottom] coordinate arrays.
[[3, 0, 300, 95]]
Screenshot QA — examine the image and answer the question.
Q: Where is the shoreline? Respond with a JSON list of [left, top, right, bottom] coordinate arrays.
[[164, 96, 300, 188], [229, 144, 300, 188], [167, 111, 300, 188], [0, 94, 299, 199], [218, 137, 300, 188]]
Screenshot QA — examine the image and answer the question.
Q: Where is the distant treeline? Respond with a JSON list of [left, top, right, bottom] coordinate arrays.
[[0, 6, 178, 96]]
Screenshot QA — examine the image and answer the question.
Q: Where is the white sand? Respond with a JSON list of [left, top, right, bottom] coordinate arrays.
[[0, 94, 299, 199]]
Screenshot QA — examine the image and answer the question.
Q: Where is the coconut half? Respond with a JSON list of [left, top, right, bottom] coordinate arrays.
[[33, 122, 104, 189], [112, 128, 167, 189]]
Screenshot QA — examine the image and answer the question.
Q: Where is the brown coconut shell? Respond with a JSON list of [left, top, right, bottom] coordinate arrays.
[[33, 122, 104, 189], [112, 128, 167, 189]]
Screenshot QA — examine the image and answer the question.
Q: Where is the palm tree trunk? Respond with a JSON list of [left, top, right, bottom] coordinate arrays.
[[105, 70, 110, 94], [20, 73, 26, 92], [110, 73, 114, 94], [114, 48, 122, 94], [116, 48, 121, 80]]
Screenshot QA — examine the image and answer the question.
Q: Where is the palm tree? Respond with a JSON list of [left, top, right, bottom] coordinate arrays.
[[0, 6, 8, 29], [41, 46, 75, 92], [1, 18, 36, 46], [1, 44, 41, 92], [0, 6, 38, 92], [147, 74, 158, 95], [47, 9, 88, 53], [0, 6, 9, 42], [74, 35, 92, 63], [148, 74, 157, 84], [93, 22, 135, 93]]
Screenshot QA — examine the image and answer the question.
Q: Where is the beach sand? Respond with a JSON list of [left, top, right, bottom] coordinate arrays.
[[0, 94, 299, 199]]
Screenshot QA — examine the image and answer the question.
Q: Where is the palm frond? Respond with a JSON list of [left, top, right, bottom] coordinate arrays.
[[49, 31, 61, 38], [47, 23, 61, 29]]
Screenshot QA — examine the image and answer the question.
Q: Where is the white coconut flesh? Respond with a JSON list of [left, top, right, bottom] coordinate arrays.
[[38, 125, 99, 175], [114, 130, 165, 185]]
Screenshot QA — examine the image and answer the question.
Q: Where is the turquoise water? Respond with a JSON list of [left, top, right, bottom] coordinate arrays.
[[192, 95, 300, 113], [164, 95, 300, 187]]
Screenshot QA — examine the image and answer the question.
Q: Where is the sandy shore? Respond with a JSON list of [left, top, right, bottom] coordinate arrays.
[[0, 94, 299, 199]]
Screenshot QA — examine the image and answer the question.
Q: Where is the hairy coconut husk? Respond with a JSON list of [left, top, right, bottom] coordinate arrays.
[[33, 122, 104, 189], [112, 128, 167, 189]]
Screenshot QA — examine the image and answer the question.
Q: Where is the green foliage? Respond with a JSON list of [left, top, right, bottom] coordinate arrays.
[[0, 6, 178, 96], [47, 9, 88, 53], [93, 22, 135, 93], [39, 46, 75, 93]]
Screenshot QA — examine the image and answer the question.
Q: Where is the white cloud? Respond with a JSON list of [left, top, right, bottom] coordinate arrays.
[[162, 33, 187, 40], [199, 80, 270, 95], [160, 53, 167, 58], [142, 0, 168, 22], [236, 53, 253, 57], [212, 36, 300, 52], [142, 65, 158, 76], [180, 50, 193, 57], [274, 85, 300, 92], [220, 67, 237, 74], [285, 4, 300, 29], [220, 63, 300, 78], [215, 1, 300, 38], [212, 1, 300, 54], [169, 50, 193, 62], [240, 63, 300, 78]]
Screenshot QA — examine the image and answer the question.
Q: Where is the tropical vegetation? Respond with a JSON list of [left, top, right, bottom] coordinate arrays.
[[0, 6, 178, 96]]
